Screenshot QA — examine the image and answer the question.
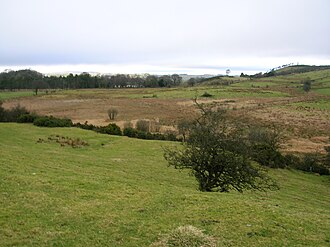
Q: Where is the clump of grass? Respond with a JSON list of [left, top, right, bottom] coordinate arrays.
[[143, 94, 158, 98], [151, 225, 217, 247]]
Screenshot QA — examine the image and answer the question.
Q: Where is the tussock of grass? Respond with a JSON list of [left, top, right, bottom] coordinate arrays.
[[151, 225, 216, 247], [37, 135, 88, 148]]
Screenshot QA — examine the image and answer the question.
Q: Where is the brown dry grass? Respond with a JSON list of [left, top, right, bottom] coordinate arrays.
[[4, 97, 197, 126]]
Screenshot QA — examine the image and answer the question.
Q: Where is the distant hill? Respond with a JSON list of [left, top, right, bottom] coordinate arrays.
[[195, 65, 330, 96], [272, 65, 330, 76]]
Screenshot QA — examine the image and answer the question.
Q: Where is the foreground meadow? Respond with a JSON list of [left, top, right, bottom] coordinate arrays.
[[0, 123, 329, 246]]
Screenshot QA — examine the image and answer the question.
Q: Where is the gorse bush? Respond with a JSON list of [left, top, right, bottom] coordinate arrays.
[[17, 113, 39, 123], [164, 130, 177, 142], [248, 127, 286, 168], [324, 146, 330, 166], [33, 116, 73, 127], [75, 122, 122, 136], [250, 143, 286, 168], [74, 121, 97, 131], [0, 102, 5, 121], [291, 153, 329, 175], [0, 102, 74, 128], [98, 123, 122, 136], [123, 127, 178, 141], [0, 102, 29, 122], [123, 127, 138, 137]]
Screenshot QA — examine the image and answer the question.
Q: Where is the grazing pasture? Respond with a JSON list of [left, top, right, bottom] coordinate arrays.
[[0, 124, 329, 246], [1, 67, 329, 246]]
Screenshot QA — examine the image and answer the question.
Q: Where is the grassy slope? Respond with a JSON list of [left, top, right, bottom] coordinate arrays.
[[252, 68, 330, 95], [0, 124, 329, 246], [273, 65, 330, 76]]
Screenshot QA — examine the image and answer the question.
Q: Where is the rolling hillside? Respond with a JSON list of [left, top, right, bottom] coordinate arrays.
[[0, 123, 329, 246]]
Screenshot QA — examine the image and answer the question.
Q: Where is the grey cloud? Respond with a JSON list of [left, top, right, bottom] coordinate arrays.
[[0, 0, 329, 70]]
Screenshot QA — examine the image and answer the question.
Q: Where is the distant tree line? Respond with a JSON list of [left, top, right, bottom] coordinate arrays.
[[0, 69, 183, 90]]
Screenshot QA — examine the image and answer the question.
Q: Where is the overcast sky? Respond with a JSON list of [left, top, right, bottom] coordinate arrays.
[[1, 0, 329, 75]]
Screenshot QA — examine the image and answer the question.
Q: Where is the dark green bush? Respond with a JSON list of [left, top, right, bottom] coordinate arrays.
[[136, 130, 147, 139], [201, 92, 213, 97], [248, 127, 286, 168], [324, 146, 330, 166], [8, 105, 29, 122], [74, 121, 97, 131], [123, 127, 178, 141], [33, 116, 73, 127], [0, 102, 29, 122], [283, 154, 301, 167], [250, 143, 286, 168], [165, 132, 178, 141], [98, 123, 122, 136], [293, 153, 329, 175], [145, 131, 155, 140], [123, 127, 138, 137], [17, 113, 39, 123], [152, 133, 166, 140], [0, 101, 5, 121]]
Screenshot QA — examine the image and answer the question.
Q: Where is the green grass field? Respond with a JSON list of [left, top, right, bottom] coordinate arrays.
[[253, 69, 330, 95], [1, 123, 329, 246], [0, 91, 38, 101], [314, 87, 330, 96], [288, 100, 330, 110]]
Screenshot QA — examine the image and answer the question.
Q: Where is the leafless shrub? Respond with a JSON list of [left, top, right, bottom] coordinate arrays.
[[136, 119, 149, 132], [108, 107, 118, 120]]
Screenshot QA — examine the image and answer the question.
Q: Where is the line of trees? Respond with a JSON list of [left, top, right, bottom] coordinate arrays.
[[0, 69, 183, 90]]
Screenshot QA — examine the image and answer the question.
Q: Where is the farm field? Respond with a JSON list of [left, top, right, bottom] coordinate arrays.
[[0, 123, 329, 246]]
